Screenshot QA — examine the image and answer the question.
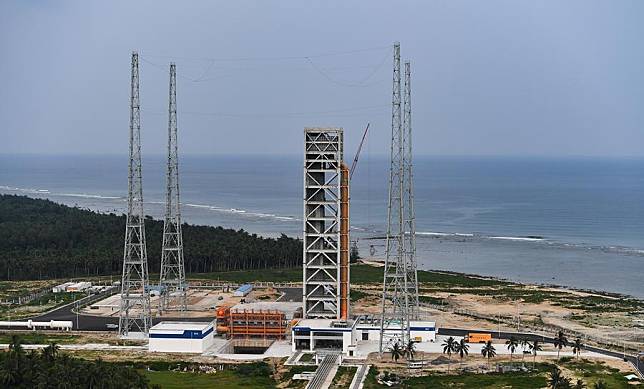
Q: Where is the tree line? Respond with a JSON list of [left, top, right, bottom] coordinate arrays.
[[0, 195, 302, 280]]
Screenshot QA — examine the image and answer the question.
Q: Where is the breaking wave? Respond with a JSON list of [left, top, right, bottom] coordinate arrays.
[[0, 185, 122, 200]]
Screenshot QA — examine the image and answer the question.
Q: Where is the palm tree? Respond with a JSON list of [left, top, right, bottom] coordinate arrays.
[[573, 379, 586, 389], [548, 368, 572, 388], [388, 342, 404, 363], [442, 336, 457, 373], [593, 380, 607, 389], [481, 341, 497, 370], [520, 338, 530, 365], [553, 330, 568, 360], [8, 334, 23, 355], [571, 338, 583, 360], [404, 339, 416, 360], [454, 338, 470, 369], [43, 342, 60, 362], [506, 336, 519, 362], [530, 340, 543, 370]]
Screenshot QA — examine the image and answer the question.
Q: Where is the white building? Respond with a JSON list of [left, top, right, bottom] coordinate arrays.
[[291, 316, 437, 356], [66, 282, 91, 292], [149, 321, 215, 353], [291, 319, 360, 355], [52, 282, 74, 293]]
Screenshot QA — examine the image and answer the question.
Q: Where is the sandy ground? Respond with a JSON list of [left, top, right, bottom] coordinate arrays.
[[82, 287, 280, 319], [351, 282, 644, 352]]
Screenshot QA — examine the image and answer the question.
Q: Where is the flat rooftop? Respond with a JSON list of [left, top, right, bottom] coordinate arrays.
[[231, 302, 301, 318], [293, 318, 355, 330], [150, 321, 213, 332]]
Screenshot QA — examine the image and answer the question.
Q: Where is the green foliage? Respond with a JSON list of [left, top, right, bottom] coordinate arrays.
[[388, 342, 404, 362], [0, 195, 301, 280], [194, 268, 303, 283], [234, 362, 271, 378], [0, 332, 79, 345], [561, 359, 634, 388], [143, 369, 276, 389], [0, 336, 150, 388], [350, 243, 360, 263], [350, 289, 368, 302], [403, 370, 548, 389]]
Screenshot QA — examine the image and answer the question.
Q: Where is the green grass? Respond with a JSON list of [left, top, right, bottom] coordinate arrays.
[[0, 332, 80, 344], [562, 359, 636, 388], [142, 366, 276, 389], [190, 268, 302, 283], [330, 366, 357, 389], [363, 361, 639, 389], [190, 264, 509, 287], [351, 289, 369, 302], [405, 371, 548, 389], [364, 365, 550, 389]]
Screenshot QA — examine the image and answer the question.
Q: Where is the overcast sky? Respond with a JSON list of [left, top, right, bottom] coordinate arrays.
[[1, 1, 643, 157]]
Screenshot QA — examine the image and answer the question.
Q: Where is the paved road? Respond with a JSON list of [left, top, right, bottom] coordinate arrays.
[[277, 287, 302, 303], [27, 293, 213, 331]]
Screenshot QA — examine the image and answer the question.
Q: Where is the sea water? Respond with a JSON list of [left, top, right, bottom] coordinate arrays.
[[1, 154, 642, 298]]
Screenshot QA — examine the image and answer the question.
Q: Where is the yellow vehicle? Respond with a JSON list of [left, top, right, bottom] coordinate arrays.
[[465, 333, 492, 343]]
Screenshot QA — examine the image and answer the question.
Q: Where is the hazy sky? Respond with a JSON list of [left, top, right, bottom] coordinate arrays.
[[1, 1, 643, 157]]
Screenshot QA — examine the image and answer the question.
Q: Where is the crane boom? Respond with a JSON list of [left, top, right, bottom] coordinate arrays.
[[349, 123, 370, 180]]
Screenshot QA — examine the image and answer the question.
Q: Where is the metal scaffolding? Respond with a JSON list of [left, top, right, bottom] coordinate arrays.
[[119, 51, 152, 337], [159, 63, 187, 313], [379, 43, 419, 352], [303, 128, 343, 319]]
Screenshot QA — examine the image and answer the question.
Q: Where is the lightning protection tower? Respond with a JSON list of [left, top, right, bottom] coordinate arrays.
[[159, 63, 187, 312], [119, 51, 152, 337], [303, 128, 343, 319], [402, 60, 419, 320], [379, 43, 418, 352]]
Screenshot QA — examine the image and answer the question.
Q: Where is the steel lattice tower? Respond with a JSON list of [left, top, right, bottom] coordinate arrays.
[[119, 51, 152, 337], [303, 128, 343, 319], [379, 43, 418, 352], [159, 63, 187, 312], [403, 60, 419, 320]]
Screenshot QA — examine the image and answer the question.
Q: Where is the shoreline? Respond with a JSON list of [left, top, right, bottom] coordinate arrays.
[[359, 259, 642, 301], [3, 191, 643, 299]]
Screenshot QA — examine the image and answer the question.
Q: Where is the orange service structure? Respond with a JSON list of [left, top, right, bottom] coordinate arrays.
[[339, 163, 350, 320]]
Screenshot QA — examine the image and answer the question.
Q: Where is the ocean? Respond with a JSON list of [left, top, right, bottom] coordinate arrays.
[[1, 154, 642, 298]]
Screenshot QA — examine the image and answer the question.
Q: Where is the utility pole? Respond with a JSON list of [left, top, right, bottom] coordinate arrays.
[[159, 63, 187, 313], [119, 51, 152, 337], [380, 42, 418, 352]]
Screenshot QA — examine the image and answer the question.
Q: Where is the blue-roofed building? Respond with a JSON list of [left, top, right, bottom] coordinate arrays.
[[233, 284, 253, 297]]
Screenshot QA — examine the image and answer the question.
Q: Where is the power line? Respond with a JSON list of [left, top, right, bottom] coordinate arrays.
[[304, 50, 389, 87], [142, 45, 391, 63], [141, 104, 389, 119], [140, 45, 392, 86]]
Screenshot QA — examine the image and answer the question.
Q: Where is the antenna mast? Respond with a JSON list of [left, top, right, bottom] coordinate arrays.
[[119, 51, 152, 337], [159, 63, 187, 312]]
